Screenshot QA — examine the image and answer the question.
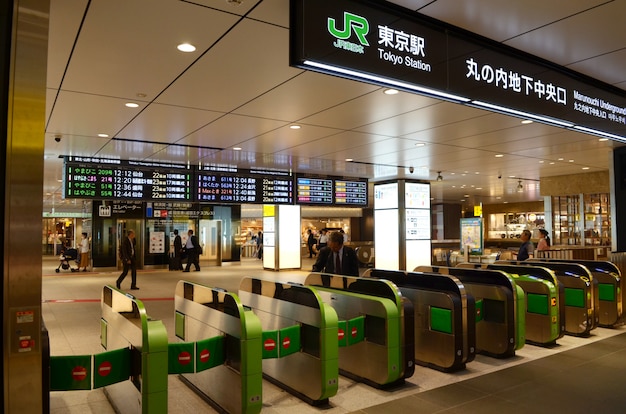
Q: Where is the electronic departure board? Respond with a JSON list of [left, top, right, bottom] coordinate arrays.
[[63, 157, 368, 206], [63, 157, 192, 201], [296, 176, 333, 204], [296, 174, 368, 206], [196, 167, 293, 204], [335, 178, 368, 206]]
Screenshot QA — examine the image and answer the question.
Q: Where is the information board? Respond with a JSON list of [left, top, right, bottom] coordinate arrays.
[[196, 167, 293, 204], [335, 178, 368, 205], [64, 157, 191, 201], [296, 176, 333, 204]]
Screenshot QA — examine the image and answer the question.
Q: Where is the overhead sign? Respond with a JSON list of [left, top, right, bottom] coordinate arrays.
[[64, 156, 191, 201], [296, 174, 369, 206], [291, 0, 626, 141]]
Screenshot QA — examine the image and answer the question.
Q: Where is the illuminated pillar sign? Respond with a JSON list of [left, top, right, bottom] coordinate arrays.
[[291, 0, 626, 140]]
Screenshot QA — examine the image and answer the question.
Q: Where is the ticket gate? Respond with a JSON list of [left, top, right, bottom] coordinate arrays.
[[364, 269, 475, 372], [174, 281, 263, 414], [458, 263, 563, 345], [304, 273, 414, 387], [498, 261, 598, 336], [100, 286, 169, 414], [416, 266, 525, 358], [238, 278, 339, 405], [529, 258, 622, 327]]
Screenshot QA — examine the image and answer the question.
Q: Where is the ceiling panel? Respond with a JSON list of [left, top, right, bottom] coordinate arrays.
[[41, 0, 626, 208]]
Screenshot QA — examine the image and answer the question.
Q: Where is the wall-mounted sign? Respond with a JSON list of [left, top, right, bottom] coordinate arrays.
[[296, 174, 369, 206], [291, 0, 626, 141]]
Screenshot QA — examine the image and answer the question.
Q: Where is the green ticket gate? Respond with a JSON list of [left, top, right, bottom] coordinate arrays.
[[238, 278, 339, 405], [498, 261, 598, 336], [529, 258, 622, 327], [304, 273, 414, 388], [416, 266, 525, 358], [173, 281, 263, 414], [100, 285, 168, 414], [458, 263, 563, 345], [365, 269, 475, 372]]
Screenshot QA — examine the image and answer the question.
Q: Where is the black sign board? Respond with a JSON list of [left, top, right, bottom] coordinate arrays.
[[296, 174, 368, 206], [196, 166, 294, 204], [64, 157, 192, 201], [291, 0, 626, 140]]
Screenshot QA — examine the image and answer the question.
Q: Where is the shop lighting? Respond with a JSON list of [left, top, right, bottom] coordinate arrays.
[[303, 60, 471, 103]]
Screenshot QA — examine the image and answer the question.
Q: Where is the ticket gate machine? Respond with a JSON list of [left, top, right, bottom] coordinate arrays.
[[458, 263, 563, 345], [416, 266, 525, 358], [238, 278, 339, 405], [498, 261, 598, 336], [529, 258, 622, 327], [304, 273, 414, 387], [364, 269, 475, 372], [174, 281, 263, 414]]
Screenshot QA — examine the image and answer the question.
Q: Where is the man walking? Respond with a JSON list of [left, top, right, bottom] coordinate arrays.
[[183, 229, 201, 272], [116, 229, 138, 290]]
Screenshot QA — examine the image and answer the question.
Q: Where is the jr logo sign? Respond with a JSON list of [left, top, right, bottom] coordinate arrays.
[[327, 12, 369, 54]]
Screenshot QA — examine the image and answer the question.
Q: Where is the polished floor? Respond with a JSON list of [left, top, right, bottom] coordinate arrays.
[[43, 256, 626, 413]]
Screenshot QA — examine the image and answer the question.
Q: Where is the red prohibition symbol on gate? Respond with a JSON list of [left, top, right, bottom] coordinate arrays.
[[199, 349, 210, 363], [264, 338, 276, 351], [282, 337, 291, 349], [338, 329, 345, 340], [72, 366, 88, 382], [351, 326, 358, 338], [178, 351, 192, 366], [98, 361, 112, 377]]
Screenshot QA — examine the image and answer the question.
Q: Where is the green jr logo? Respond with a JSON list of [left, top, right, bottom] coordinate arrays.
[[328, 12, 370, 47]]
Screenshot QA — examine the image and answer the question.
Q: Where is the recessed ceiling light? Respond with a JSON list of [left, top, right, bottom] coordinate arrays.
[[599, 138, 609, 142], [495, 154, 504, 158], [383, 88, 399, 95], [415, 142, 425, 147], [464, 194, 470, 197], [569, 159, 574, 162], [521, 120, 533, 124], [233, 147, 242, 151], [539, 160, 544, 163], [476, 187, 482, 190], [582, 167, 590, 170], [558, 158, 564, 161], [98, 133, 109, 138], [177, 43, 196, 52], [125, 102, 139, 108], [509, 175, 516, 178], [289, 125, 301, 129], [345, 158, 353, 162], [549, 162, 555, 165]]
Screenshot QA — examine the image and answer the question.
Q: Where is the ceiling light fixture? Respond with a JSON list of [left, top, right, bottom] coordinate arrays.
[[232, 147, 242, 151], [383, 88, 399, 95], [98, 133, 109, 138], [289, 125, 301, 129], [177, 43, 196, 52], [472, 100, 574, 127], [436, 171, 443, 181], [125, 102, 139, 108]]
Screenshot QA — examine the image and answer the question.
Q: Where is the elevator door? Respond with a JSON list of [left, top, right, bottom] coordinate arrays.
[[199, 219, 222, 266], [117, 220, 143, 269]]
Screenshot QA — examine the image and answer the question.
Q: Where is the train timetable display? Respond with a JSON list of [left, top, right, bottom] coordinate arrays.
[[335, 179, 367, 205], [296, 176, 333, 204], [63, 157, 192, 201], [196, 168, 293, 204]]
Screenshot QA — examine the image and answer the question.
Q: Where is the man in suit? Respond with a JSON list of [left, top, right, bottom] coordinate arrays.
[[116, 229, 138, 290], [312, 231, 359, 276], [173, 229, 183, 270], [183, 229, 201, 272]]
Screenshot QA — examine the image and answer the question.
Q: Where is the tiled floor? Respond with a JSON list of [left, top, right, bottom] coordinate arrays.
[[43, 256, 626, 413]]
